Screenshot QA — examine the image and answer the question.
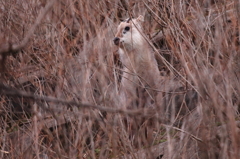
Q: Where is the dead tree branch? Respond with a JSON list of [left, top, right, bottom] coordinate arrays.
[[0, 83, 153, 116], [0, 0, 57, 55]]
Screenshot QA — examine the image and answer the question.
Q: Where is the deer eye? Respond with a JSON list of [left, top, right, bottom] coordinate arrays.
[[124, 26, 130, 31]]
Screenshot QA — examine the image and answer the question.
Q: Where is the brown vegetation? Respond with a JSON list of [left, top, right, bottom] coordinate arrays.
[[0, 0, 240, 158]]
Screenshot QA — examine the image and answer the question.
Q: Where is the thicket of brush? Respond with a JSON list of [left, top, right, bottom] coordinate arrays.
[[0, 0, 240, 158]]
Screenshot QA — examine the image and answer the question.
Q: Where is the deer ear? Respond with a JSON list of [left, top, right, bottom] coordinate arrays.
[[136, 15, 144, 22]]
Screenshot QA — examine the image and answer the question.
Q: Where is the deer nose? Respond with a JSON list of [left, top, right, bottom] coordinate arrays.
[[113, 37, 120, 45]]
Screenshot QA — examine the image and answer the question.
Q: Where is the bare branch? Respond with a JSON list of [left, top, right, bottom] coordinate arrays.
[[0, 83, 151, 116], [0, 0, 56, 55]]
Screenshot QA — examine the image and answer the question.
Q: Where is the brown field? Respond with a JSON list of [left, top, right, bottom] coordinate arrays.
[[0, 0, 240, 158]]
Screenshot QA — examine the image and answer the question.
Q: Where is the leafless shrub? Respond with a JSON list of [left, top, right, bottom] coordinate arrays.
[[0, 0, 240, 158]]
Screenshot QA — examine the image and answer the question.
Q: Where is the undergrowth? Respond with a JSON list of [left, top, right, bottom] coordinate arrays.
[[0, 0, 240, 159]]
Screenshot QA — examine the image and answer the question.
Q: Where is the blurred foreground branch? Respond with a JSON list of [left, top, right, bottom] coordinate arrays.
[[0, 83, 149, 116], [0, 0, 56, 55]]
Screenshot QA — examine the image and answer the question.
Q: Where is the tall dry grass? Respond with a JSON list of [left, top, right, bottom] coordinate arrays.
[[0, 0, 240, 158]]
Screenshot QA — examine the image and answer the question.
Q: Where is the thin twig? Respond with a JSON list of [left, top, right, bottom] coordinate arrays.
[[0, 0, 57, 55], [162, 124, 203, 143]]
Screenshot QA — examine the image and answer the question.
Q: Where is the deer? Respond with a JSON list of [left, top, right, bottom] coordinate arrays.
[[112, 15, 164, 146], [113, 15, 161, 109]]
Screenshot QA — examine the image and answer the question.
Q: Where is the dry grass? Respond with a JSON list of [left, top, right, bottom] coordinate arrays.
[[0, 0, 240, 158]]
